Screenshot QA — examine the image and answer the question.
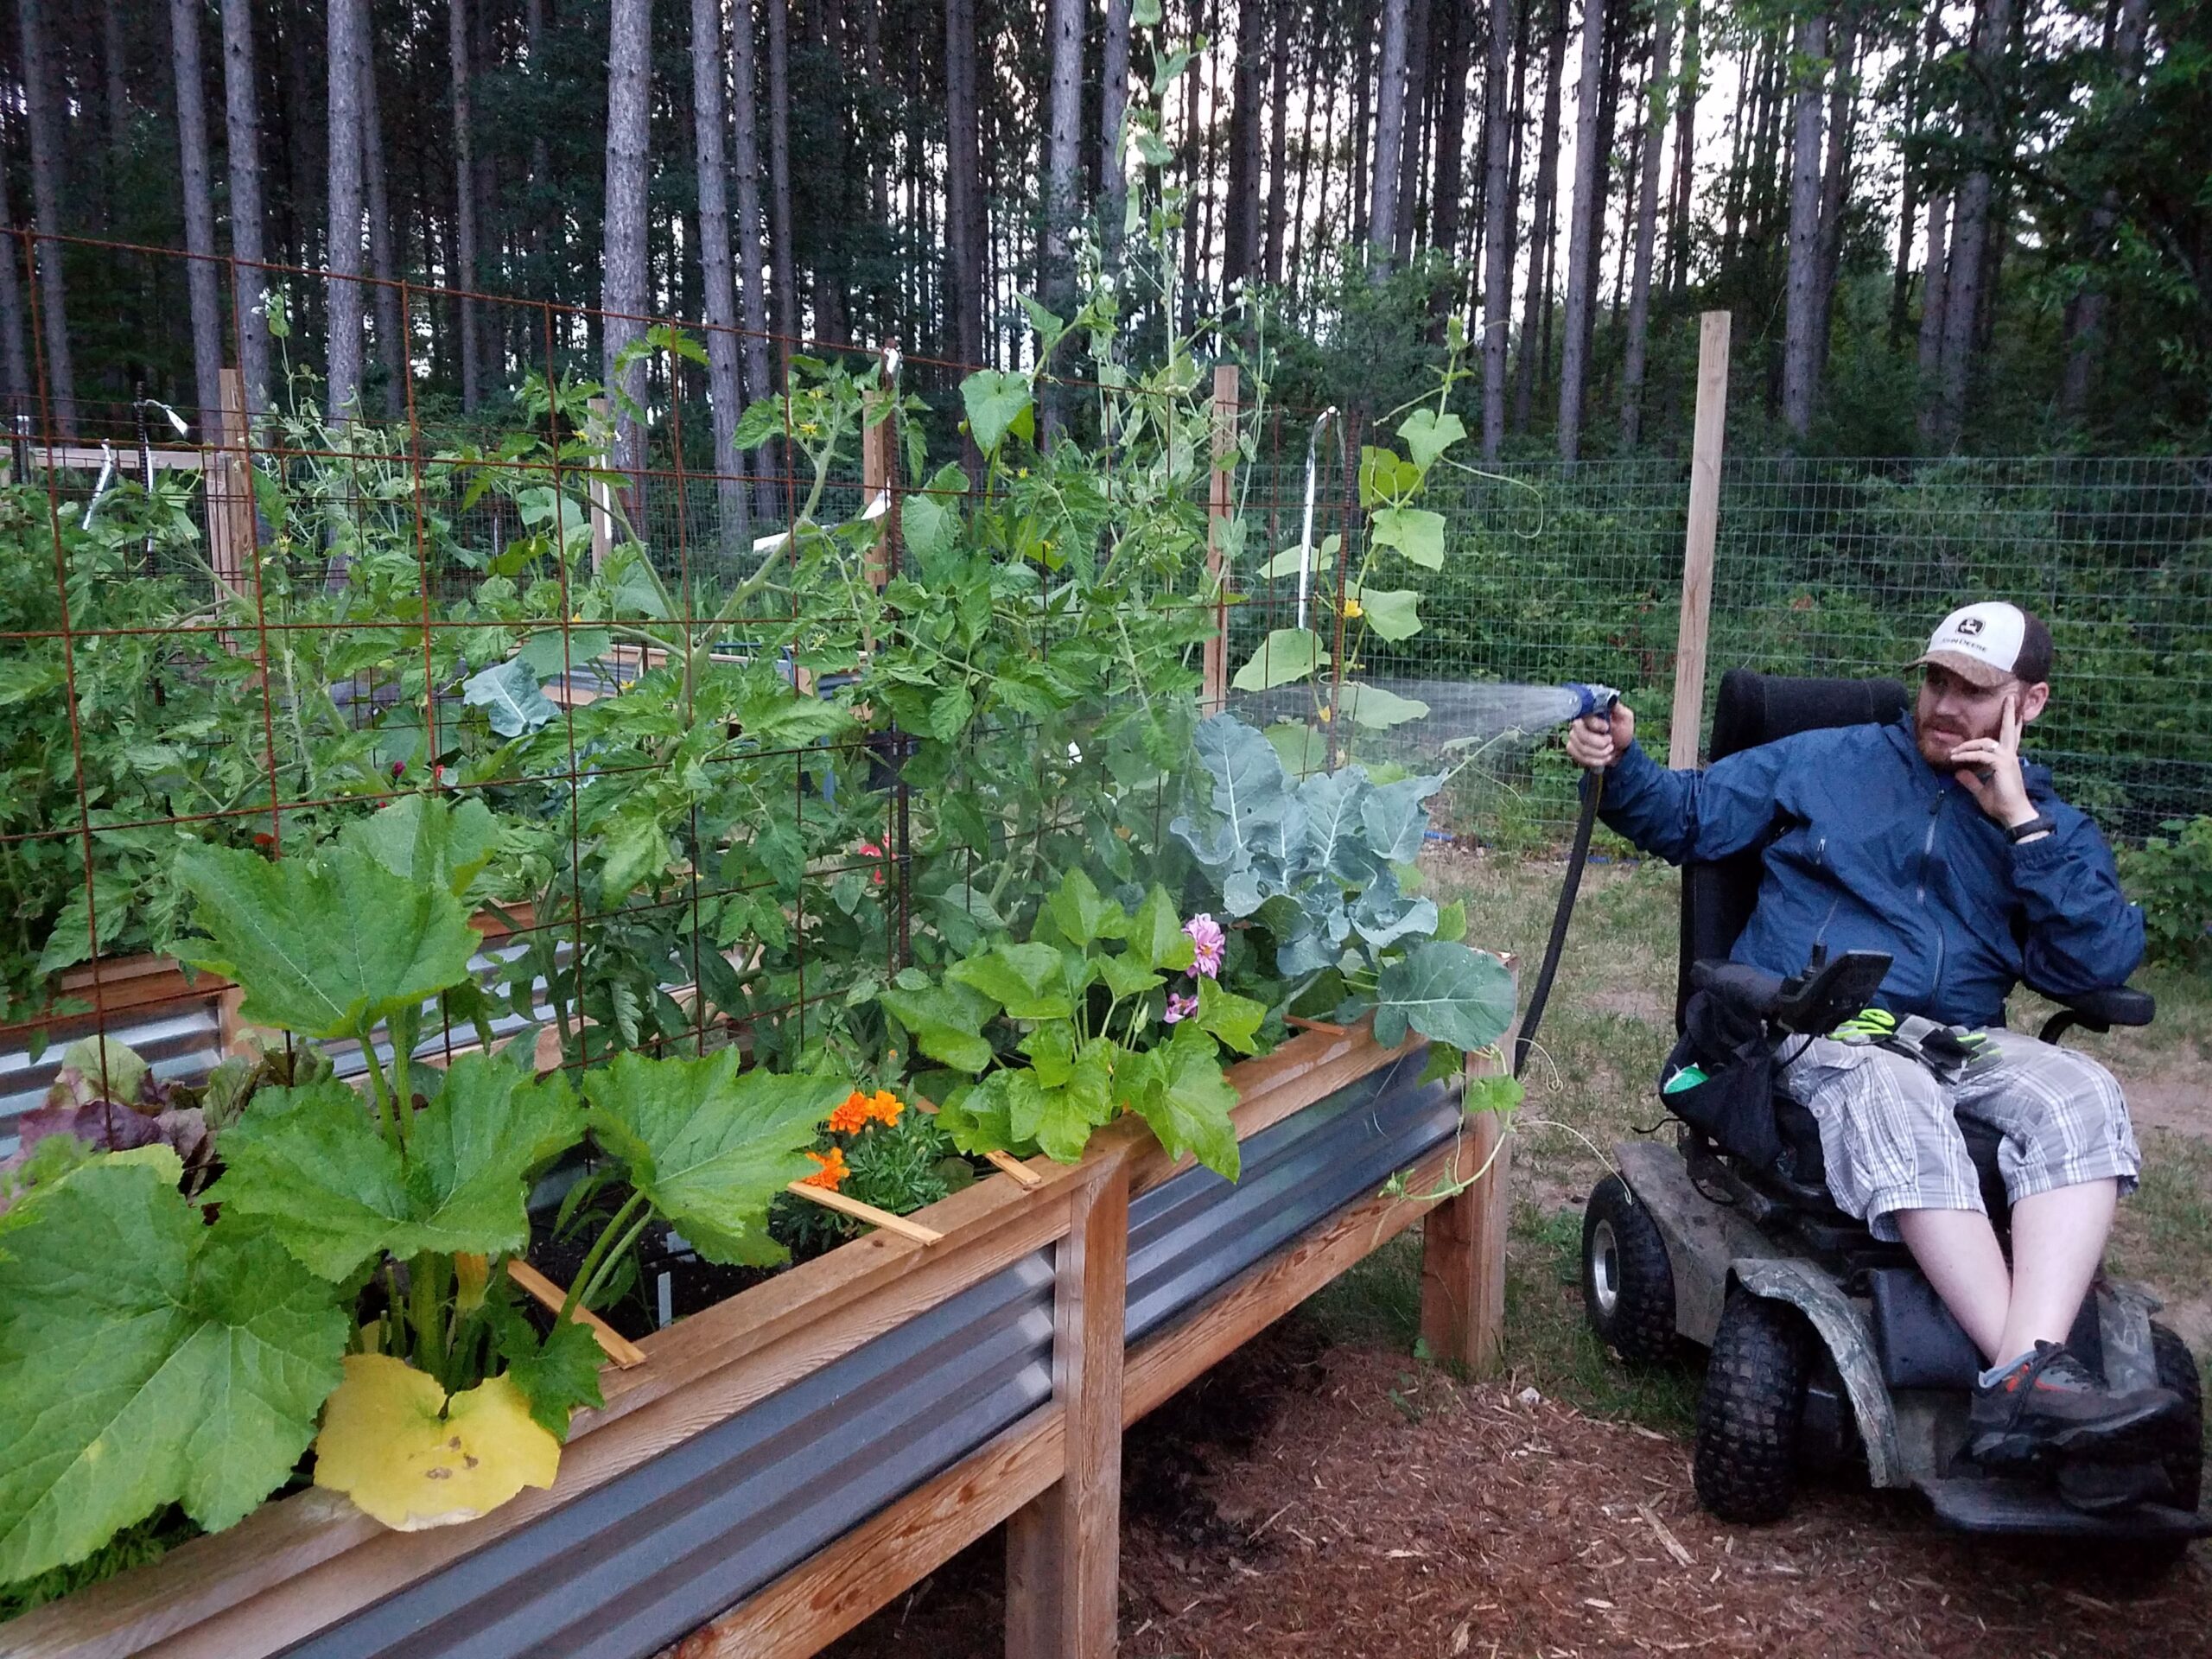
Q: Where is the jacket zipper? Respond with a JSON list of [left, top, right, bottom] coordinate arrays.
[[1919, 794, 1947, 996]]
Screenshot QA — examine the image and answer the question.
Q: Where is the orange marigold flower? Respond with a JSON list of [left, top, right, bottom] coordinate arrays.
[[867, 1089, 905, 1128], [801, 1147, 849, 1191], [827, 1091, 873, 1135]]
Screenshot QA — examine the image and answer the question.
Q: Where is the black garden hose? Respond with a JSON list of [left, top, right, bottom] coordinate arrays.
[[1512, 770, 1602, 1080]]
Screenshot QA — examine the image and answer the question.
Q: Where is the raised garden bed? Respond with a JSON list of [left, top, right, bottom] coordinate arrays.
[[3, 1014, 1510, 1659]]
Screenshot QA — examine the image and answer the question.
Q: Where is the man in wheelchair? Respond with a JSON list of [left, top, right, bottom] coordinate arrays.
[[1566, 602, 2184, 1484]]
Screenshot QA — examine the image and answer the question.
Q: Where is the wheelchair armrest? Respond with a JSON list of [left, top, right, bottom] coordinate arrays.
[[1691, 959, 1783, 1020], [2036, 984, 2156, 1042]]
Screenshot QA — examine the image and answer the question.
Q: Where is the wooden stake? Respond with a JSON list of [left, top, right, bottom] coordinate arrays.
[[784, 1180, 944, 1244], [505, 1259, 650, 1370], [1203, 364, 1238, 713], [207, 367, 252, 611], [1668, 311, 1731, 771]]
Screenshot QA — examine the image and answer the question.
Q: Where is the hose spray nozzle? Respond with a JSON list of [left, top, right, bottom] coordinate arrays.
[[1563, 682, 1621, 728]]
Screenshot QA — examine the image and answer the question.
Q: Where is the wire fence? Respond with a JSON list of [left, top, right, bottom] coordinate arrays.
[[5, 232, 2211, 1162], [1231, 451, 2212, 846]]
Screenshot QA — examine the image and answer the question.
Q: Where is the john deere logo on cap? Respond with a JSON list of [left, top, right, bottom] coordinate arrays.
[[1957, 616, 1985, 637]]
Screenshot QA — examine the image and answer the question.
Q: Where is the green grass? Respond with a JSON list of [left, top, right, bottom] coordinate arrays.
[[2110, 1129, 2212, 1291], [1305, 849, 2212, 1444]]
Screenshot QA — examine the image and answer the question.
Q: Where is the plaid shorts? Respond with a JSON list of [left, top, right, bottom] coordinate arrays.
[[1779, 1027, 2140, 1242]]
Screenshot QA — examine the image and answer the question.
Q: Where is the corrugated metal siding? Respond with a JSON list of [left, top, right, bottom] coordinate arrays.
[[0, 938, 569, 1156], [1125, 1044, 1459, 1344], [276, 1252, 1057, 1659]]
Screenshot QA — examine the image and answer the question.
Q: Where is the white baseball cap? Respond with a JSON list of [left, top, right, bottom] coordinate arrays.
[[1912, 601, 2052, 690]]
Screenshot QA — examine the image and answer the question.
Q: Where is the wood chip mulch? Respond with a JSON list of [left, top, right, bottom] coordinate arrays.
[[830, 1317, 2210, 1659]]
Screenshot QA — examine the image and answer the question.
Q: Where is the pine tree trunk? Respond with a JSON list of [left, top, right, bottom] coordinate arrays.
[[692, 0, 749, 554], [2060, 0, 2147, 418], [448, 0, 481, 411], [1513, 0, 1565, 433], [361, 48, 405, 417], [1368, 0, 1413, 269], [729, 0, 772, 410], [1223, 0, 1264, 287], [602, 0, 653, 481], [1391, 0, 1432, 263], [1618, 0, 1671, 450], [16, 0, 75, 435], [766, 0, 798, 341], [1779, 11, 1827, 438], [1263, 0, 1292, 283], [219, 0, 270, 421], [1554, 0, 1606, 462], [1430, 0, 1471, 276], [1888, 4, 1929, 346], [525, 0, 556, 287], [170, 0, 225, 435], [1480, 0, 1515, 458], [1809, 15, 1855, 394], [98, 0, 125, 232], [1044, 0, 1085, 312], [0, 117, 32, 422], [1182, 0, 1206, 313], [1934, 0, 2009, 447], [1101, 0, 1132, 268], [1350, 1, 1373, 246], [1667, 0, 1697, 295], [1914, 192, 1948, 444], [944, 0, 983, 368], [327, 0, 368, 423]]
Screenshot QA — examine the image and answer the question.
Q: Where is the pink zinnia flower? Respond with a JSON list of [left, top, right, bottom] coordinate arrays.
[[1163, 991, 1199, 1025], [1184, 913, 1225, 979]]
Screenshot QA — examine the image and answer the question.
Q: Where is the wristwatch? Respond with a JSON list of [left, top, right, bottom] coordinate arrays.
[[2005, 813, 2056, 843]]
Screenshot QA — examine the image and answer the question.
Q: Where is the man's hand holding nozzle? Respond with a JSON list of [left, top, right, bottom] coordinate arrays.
[[1565, 701, 1636, 772]]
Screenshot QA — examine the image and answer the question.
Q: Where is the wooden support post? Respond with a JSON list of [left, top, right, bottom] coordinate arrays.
[[1005, 1164, 1129, 1658], [1203, 364, 1238, 713], [206, 367, 252, 609], [587, 396, 615, 574], [1419, 1041, 1516, 1373], [1667, 312, 1731, 771]]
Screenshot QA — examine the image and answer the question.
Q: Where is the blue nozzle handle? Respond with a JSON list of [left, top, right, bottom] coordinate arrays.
[[1564, 682, 1621, 725]]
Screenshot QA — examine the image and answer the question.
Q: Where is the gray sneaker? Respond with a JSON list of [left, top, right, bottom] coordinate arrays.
[[1967, 1342, 2183, 1468]]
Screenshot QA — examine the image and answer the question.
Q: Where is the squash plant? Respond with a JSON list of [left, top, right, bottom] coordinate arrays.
[[1171, 712, 1516, 1058], [0, 794, 844, 1582]]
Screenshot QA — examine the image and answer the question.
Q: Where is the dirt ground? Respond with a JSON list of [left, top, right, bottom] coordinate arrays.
[[830, 1320, 2209, 1659]]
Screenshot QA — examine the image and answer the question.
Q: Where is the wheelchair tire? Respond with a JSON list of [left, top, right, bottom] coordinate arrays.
[[1582, 1174, 1677, 1365], [1694, 1289, 1812, 1524], [2152, 1321, 2203, 1514]]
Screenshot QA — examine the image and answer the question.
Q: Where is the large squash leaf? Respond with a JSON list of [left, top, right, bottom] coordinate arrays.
[[0, 1152, 348, 1581], [1373, 942, 1516, 1053], [313, 1356, 559, 1531], [583, 1051, 844, 1267], [175, 841, 480, 1040], [209, 1060, 580, 1281], [344, 794, 502, 899]]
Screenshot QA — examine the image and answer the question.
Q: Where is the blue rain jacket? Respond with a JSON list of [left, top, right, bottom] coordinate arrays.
[[1594, 716, 2144, 1027]]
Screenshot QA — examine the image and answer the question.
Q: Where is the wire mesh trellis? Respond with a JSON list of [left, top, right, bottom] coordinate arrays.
[[0, 232, 1275, 1166]]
